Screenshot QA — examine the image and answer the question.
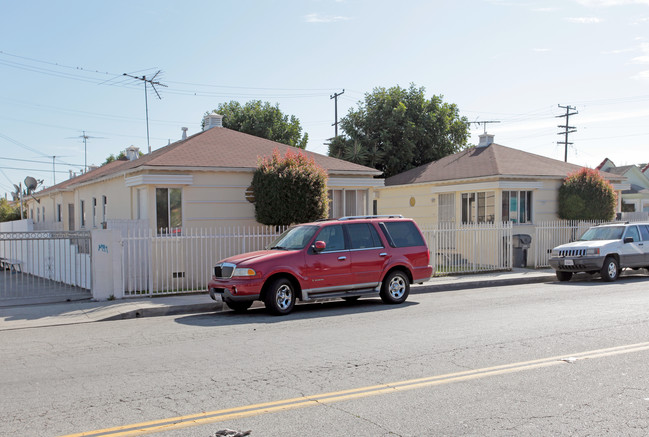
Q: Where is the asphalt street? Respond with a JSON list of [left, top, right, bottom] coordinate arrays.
[[2, 276, 649, 436]]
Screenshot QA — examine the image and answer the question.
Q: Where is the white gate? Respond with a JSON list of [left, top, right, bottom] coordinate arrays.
[[0, 231, 92, 302]]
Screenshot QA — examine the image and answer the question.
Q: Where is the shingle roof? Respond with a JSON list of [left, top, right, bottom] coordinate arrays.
[[37, 127, 380, 195], [385, 143, 623, 186], [624, 184, 649, 195], [604, 165, 636, 176]]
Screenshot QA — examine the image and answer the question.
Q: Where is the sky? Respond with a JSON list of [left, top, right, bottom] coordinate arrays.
[[1, 0, 649, 198]]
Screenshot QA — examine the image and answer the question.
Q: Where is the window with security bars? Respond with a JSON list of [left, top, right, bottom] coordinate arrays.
[[438, 193, 455, 224]]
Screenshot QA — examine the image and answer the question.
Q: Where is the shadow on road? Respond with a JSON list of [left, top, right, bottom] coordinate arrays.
[[544, 270, 649, 286], [174, 298, 419, 327]]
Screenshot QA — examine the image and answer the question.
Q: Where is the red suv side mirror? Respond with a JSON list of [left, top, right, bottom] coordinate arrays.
[[314, 240, 326, 252]]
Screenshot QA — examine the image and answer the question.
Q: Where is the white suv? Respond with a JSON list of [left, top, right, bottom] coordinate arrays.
[[549, 222, 649, 282]]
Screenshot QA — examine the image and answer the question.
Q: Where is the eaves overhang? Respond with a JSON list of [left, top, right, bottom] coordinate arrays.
[[381, 174, 565, 190], [124, 174, 193, 187]]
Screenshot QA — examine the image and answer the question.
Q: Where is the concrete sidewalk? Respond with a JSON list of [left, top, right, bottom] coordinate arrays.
[[0, 269, 557, 331]]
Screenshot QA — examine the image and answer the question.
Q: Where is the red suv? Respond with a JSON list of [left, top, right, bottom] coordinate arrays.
[[208, 215, 433, 315]]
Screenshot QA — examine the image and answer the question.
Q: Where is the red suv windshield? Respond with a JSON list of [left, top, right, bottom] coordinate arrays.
[[268, 225, 318, 250]]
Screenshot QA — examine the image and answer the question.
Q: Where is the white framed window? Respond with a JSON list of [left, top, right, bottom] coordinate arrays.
[[156, 188, 182, 234], [80, 200, 86, 228], [462, 191, 495, 223], [102, 196, 107, 224], [57, 204, 62, 222], [327, 189, 367, 218], [438, 193, 455, 224], [502, 191, 533, 224], [92, 197, 97, 227]]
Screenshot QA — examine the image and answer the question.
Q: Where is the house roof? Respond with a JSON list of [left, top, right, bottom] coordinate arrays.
[[385, 143, 624, 186], [623, 184, 649, 195], [36, 127, 380, 195], [604, 165, 636, 176]]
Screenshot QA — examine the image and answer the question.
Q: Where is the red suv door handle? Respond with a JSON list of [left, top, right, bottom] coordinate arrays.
[[338, 256, 347, 261], [379, 253, 388, 257]]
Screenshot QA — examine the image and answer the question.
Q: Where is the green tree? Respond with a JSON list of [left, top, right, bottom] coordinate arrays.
[[0, 198, 21, 222], [328, 84, 470, 178], [252, 149, 328, 226], [103, 149, 143, 165], [206, 101, 308, 149], [558, 168, 617, 221], [103, 152, 125, 165]]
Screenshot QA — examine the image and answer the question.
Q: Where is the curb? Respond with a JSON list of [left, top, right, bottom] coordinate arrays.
[[102, 275, 556, 321], [411, 275, 555, 294], [99, 301, 224, 321]]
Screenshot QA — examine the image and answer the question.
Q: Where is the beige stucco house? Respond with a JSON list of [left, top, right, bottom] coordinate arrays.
[[27, 114, 383, 231], [597, 158, 649, 214], [375, 134, 628, 230]]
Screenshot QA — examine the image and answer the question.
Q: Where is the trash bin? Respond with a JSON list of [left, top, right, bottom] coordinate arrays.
[[512, 234, 532, 267]]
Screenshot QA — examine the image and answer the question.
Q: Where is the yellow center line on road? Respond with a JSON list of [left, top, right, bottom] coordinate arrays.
[[60, 341, 649, 437]]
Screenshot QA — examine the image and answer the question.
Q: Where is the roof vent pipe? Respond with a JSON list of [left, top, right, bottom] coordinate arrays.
[[181, 127, 188, 140], [477, 133, 494, 148], [203, 113, 223, 130]]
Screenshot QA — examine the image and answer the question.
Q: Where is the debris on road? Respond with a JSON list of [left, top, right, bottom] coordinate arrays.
[[213, 429, 252, 437]]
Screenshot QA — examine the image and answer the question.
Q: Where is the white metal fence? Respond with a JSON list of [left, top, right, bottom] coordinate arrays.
[[0, 231, 92, 300], [421, 222, 513, 276], [121, 222, 517, 296], [121, 226, 287, 296], [534, 220, 634, 268], [620, 212, 649, 222]]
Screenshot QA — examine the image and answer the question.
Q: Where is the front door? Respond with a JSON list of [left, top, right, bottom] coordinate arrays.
[[68, 203, 75, 231]]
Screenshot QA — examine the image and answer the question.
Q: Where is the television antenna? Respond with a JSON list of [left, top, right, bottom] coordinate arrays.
[[66, 131, 105, 173], [469, 120, 501, 134], [122, 70, 167, 154]]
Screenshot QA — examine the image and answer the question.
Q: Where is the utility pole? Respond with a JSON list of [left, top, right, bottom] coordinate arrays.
[[330, 89, 345, 138], [123, 71, 167, 153], [556, 104, 578, 162]]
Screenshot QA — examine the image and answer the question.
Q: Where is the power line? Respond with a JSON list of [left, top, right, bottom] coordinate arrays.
[[0, 165, 69, 174], [0, 132, 50, 158], [0, 51, 337, 98], [0, 155, 82, 166]]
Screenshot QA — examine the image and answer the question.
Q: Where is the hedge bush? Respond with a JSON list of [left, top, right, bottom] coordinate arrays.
[[558, 168, 616, 221], [252, 149, 329, 226]]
